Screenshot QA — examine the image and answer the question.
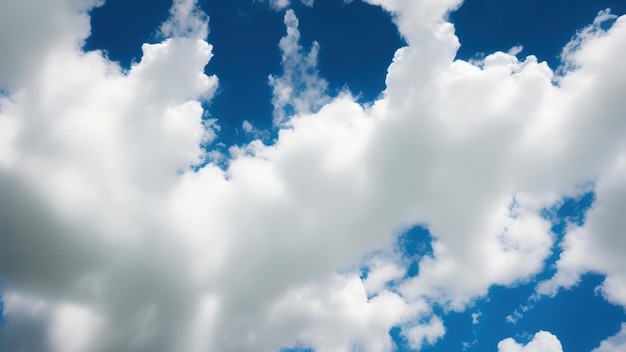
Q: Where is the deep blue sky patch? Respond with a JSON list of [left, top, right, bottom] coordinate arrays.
[[86, 0, 403, 146], [395, 225, 434, 278], [86, 0, 172, 64], [451, 0, 626, 69], [519, 274, 626, 352], [418, 275, 626, 352]]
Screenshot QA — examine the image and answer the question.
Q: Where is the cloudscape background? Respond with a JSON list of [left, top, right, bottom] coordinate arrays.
[[1, 0, 625, 351]]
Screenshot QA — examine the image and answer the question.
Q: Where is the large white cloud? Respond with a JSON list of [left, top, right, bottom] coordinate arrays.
[[0, 0, 219, 350], [1, 0, 626, 351]]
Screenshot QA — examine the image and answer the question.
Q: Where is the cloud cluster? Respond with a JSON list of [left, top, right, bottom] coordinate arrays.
[[1, 0, 626, 351]]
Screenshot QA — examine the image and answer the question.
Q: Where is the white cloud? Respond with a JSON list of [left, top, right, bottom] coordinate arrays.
[[558, 9, 618, 74], [0, 104, 19, 169], [593, 323, 626, 352], [0, 0, 219, 350], [362, 255, 406, 296], [0, 0, 103, 89], [242, 120, 254, 133], [403, 316, 446, 350], [266, 0, 291, 11], [241, 120, 270, 141], [1, 0, 626, 351], [160, 0, 209, 39], [498, 331, 563, 352], [269, 9, 329, 125], [533, 14, 626, 304], [49, 303, 102, 352], [508, 45, 524, 56], [471, 312, 482, 325], [238, 273, 419, 352], [536, 153, 626, 307]]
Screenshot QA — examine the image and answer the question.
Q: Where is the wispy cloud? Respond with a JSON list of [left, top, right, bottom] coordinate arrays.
[[269, 10, 329, 125]]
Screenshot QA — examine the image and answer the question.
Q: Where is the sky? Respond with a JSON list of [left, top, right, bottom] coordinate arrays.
[[0, 0, 625, 351]]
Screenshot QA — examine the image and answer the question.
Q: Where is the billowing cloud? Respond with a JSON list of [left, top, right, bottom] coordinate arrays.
[[0, 0, 219, 350], [498, 331, 563, 352], [1, 0, 626, 351]]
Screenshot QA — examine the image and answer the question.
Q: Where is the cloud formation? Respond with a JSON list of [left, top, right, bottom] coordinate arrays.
[[498, 331, 563, 352], [269, 9, 329, 125], [533, 12, 626, 309], [0, 0, 625, 351]]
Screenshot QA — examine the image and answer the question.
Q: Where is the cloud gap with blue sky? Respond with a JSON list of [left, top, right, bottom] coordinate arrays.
[[1, 0, 626, 351]]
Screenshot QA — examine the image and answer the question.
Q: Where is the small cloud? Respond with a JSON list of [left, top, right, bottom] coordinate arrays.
[[462, 339, 478, 351], [242, 120, 254, 133], [507, 45, 524, 56], [471, 311, 482, 325], [403, 316, 446, 351], [269, 0, 290, 11], [241, 120, 270, 141], [505, 309, 524, 325]]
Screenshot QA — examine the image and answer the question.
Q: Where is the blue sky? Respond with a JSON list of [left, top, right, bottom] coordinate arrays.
[[1, 0, 626, 351], [86, 0, 404, 145], [84, 0, 626, 145]]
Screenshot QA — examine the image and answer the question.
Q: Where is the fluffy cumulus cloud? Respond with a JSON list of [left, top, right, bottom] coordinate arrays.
[[533, 12, 626, 309], [498, 331, 563, 352], [1, 0, 626, 351]]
